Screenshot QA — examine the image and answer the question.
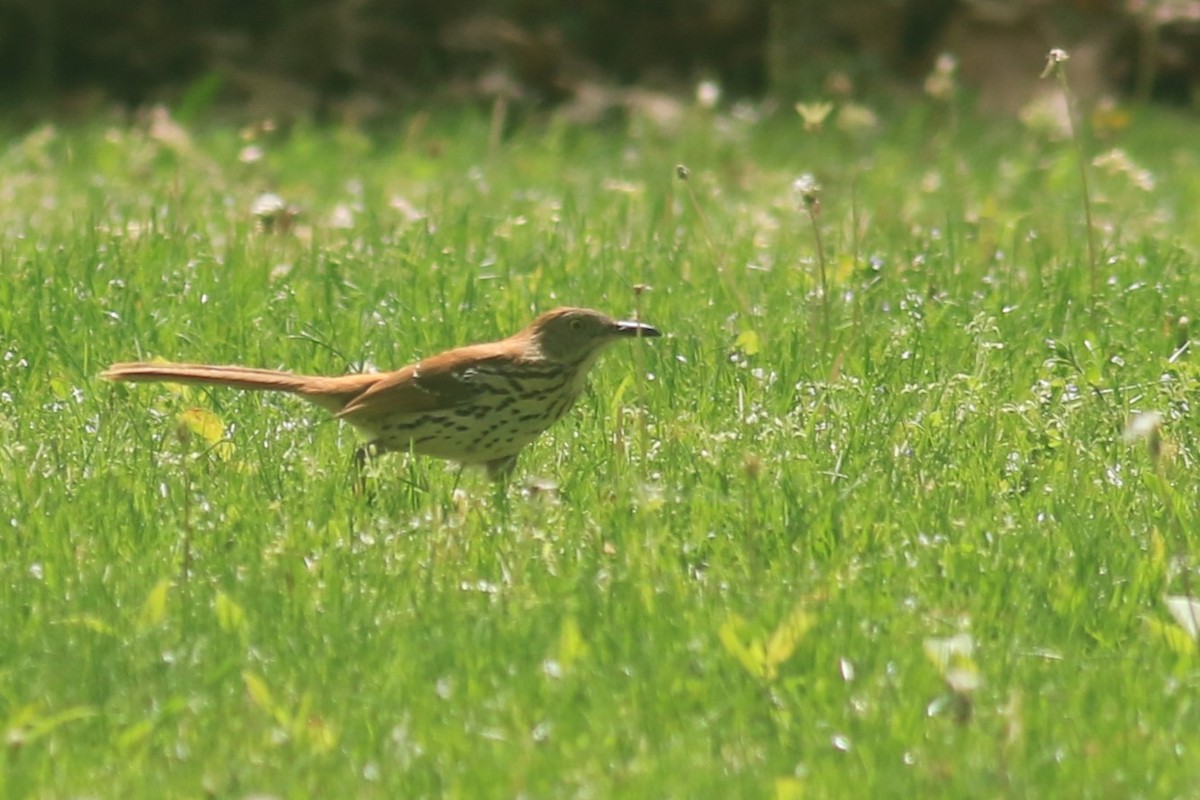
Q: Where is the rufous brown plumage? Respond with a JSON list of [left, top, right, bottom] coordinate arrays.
[[103, 307, 661, 479]]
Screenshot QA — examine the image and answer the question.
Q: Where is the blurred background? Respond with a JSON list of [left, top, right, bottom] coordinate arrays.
[[0, 0, 1197, 120]]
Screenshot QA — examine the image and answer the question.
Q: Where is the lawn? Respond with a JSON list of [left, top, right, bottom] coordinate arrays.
[[2, 92, 1200, 798]]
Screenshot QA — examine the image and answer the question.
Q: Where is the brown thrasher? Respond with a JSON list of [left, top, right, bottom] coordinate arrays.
[[103, 307, 661, 479]]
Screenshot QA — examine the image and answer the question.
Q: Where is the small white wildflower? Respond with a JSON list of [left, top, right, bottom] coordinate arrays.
[[695, 80, 721, 110]]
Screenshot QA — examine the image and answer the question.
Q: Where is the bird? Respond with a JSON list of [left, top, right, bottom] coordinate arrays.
[[103, 307, 661, 479]]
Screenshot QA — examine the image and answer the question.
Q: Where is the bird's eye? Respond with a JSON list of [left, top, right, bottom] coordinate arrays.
[[570, 319, 583, 331]]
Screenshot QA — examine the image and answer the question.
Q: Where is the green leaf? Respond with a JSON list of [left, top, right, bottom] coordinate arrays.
[[215, 591, 248, 637], [138, 579, 171, 630], [735, 329, 761, 356]]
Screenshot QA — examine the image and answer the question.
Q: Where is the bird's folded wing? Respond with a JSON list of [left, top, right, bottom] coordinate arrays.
[[335, 359, 486, 423]]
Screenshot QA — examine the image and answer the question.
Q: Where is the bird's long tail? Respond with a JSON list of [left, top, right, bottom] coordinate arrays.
[[102, 362, 377, 413]]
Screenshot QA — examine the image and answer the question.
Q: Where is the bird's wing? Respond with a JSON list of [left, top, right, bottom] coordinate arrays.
[[335, 347, 503, 425]]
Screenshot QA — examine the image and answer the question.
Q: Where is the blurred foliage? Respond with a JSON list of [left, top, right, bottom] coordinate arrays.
[[0, 0, 1196, 116]]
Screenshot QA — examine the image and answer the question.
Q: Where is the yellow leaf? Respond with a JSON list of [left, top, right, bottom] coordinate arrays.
[[243, 670, 275, 713], [774, 776, 806, 800], [608, 374, 632, 422], [923, 633, 976, 676], [764, 607, 815, 680], [300, 712, 338, 754], [719, 615, 766, 679], [178, 406, 224, 444], [177, 407, 235, 459], [5, 704, 40, 731], [735, 329, 760, 356], [144, 356, 193, 396], [11, 705, 98, 746], [56, 614, 117, 636], [640, 583, 656, 615], [835, 254, 855, 283], [795, 101, 834, 132], [116, 719, 154, 751], [138, 579, 171, 630], [1144, 616, 1196, 655], [556, 616, 588, 672], [1150, 529, 1167, 573], [48, 377, 72, 400], [1091, 105, 1130, 136], [215, 591, 248, 636]]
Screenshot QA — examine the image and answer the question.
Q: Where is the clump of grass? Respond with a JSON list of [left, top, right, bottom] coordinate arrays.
[[4, 105, 1200, 798]]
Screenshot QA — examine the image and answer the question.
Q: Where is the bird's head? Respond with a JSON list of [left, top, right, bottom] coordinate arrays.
[[527, 307, 661, 365]]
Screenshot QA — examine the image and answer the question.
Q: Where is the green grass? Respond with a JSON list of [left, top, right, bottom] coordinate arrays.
[[3, 99, 1200, 798]]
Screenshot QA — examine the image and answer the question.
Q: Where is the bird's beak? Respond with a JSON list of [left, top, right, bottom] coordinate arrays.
[[613, 319, 662, 338]]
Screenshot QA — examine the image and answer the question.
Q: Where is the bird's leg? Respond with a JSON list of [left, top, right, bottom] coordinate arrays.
[[485, 454, 519, 483], [485, 454, 518, 516], [482, 456, 513, 520], [351, 441, 379, 501], [449, 463, 466, 496]]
